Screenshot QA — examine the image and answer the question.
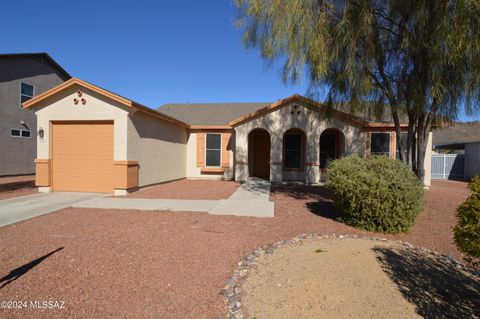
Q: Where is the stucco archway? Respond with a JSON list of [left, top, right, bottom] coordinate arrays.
[[320, 128, 345, 169], [282, 128, 307, 181], [248, 128, 271, 178]]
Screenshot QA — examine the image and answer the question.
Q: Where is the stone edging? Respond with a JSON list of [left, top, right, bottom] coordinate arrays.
[[223, 233, 480, 319]]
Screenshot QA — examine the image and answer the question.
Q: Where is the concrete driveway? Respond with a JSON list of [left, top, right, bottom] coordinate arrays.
[[0, 192, 106, 227]]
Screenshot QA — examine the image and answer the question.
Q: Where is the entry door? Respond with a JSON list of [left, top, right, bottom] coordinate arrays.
[[52, 122, 114, 192], [320, 133, 337, 169], [252, 133, 271, 178]]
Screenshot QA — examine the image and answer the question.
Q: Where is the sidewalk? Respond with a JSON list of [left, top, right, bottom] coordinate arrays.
[[209, 178, 274, 217], [0, 192, 106, 227], [73, 178, 275, 218]]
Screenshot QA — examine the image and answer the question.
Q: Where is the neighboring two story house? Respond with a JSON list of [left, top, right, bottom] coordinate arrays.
[[0, 53, 70, 176]]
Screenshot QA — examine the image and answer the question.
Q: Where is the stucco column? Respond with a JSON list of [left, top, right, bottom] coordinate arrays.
[[234, 128, 249, 182], [306, 131, 320, 184], [423, 131, 432, 187], [270, 131, 283, 182]]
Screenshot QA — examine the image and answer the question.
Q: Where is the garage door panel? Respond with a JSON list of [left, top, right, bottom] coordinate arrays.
[[52, 122, 114, 193]]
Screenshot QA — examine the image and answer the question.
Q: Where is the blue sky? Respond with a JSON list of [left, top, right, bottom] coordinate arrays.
[[1, 1, 477, 121]]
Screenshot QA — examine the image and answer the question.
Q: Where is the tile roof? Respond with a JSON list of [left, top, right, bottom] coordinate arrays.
[[158, 99, 403, 126], [157, 102, 271, 126], [433, 122, 480, 146]]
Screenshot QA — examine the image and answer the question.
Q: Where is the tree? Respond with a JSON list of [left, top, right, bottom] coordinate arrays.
[[235, 0, 480, 182]]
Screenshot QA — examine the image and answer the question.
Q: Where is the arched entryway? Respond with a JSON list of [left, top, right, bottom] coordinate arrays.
[[320, 128, 345, 169], [248, 129, 271, 178], [283, 128, 306, 171]]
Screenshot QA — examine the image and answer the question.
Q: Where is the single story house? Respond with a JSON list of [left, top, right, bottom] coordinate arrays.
[[23, 78, 432, 195]]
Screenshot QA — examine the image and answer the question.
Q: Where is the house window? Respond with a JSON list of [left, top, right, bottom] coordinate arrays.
[[205, 133, 221, 167], [396, 132, 408, 160], [284, 131, 304, 169], [20, 82, 34, 107], [10, 129, 31, 138], [370, 132, 390, 157], [11, 129, 21, 137]]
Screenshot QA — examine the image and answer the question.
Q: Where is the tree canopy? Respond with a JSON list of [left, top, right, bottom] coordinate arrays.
[[235, 0, 480, 181]]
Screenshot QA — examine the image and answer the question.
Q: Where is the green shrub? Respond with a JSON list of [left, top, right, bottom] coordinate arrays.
[[453, 176, 480, 264], [326, 156, 424, 233]]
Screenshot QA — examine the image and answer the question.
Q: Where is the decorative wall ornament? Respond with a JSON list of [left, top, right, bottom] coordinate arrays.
[[73, 90, 86, 105], [290, 104, 301, 116]]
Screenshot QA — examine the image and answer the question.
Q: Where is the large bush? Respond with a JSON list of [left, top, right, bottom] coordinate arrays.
[[454, 176, 480, 264], [326, 156, 424, 233]]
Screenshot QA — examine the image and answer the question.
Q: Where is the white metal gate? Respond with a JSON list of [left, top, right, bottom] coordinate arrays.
[[431, 154, 465, 180]]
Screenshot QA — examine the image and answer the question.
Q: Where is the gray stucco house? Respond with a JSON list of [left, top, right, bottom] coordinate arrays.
[[0, 53, 71, 176], [433, 122, 480, 179]]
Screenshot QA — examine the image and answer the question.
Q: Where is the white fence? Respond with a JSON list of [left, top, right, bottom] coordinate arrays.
[[431, 154, 465, 180]]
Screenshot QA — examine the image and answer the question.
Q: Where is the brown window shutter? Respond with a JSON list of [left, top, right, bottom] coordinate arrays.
[[221, 133, 231, 168], [197, 133, 205, 167], [390, 131, 396, 159]]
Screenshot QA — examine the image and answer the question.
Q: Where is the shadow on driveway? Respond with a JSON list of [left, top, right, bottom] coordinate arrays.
[[373, 246, 480, 319]]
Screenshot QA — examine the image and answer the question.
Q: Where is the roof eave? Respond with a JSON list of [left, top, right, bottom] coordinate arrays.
[[0, 52, 71, 79], [229, 94, 382, 128], [22, 77, 190, 129]]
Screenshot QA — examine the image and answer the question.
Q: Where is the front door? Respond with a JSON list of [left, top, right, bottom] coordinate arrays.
[[251, 131, 271, 178], [320, 133, 337, 169]]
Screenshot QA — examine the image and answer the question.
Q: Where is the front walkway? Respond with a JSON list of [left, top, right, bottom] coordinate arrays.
[[73, 178, 275, 217], [209, 178, 273, 217], [0, 192, 106, 227]]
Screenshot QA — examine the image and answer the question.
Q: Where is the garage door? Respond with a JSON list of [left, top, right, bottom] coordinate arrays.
[[52, 122, 114, 192]]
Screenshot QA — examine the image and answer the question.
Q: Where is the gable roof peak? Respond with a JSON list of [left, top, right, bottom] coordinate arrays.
[[22, 77, 189, 128]]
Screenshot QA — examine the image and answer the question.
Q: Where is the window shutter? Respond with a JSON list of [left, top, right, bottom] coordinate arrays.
[[197, 133, 205, 167], [221, 133, 231, 168], [390, 131, 396, 159]]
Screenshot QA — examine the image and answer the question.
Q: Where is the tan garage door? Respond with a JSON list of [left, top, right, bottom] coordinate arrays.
[[52, 121, 114, 193]]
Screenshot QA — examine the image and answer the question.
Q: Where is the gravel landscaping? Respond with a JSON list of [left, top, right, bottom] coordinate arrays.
[[122, 179, 240, 200], [228, 235, 479, 319], [0, 175, 37, 200], [0, 180, 472, 318]]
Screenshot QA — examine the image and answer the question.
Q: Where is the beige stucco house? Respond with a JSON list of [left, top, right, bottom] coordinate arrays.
[[23, 78, 432, 195]]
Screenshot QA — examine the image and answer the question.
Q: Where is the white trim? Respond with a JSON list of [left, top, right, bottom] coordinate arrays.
[[10, 128, 31, 138], [205, 133, 222, 167], [20, 82, 35, 108]]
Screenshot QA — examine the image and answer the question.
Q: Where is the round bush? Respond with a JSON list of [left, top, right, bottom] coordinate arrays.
[[326, 156, 424, 233], [454, 176, 480, 263]]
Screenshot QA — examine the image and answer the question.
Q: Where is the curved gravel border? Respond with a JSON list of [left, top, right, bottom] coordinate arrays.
[[222, 233, 480, 319]]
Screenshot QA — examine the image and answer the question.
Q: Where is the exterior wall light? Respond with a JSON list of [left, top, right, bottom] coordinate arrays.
[[38, 127, 44, 140]]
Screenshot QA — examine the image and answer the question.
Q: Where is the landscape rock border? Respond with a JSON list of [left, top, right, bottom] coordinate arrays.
[[222, 233, 480, 319]]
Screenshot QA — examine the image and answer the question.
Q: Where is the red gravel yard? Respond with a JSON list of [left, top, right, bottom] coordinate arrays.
[[0, 175, 37, 200], [0, 180, 470, 318], [123, 179, 240, 200]]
